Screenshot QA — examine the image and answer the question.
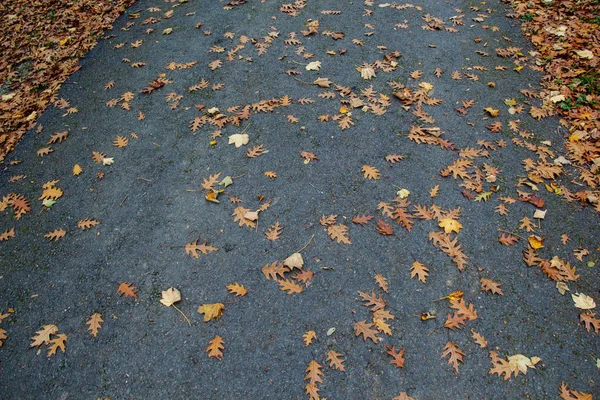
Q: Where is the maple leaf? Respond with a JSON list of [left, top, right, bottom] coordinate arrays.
[[559, 382, 593, 400], [362, 165, 381, 180], [374, 274, 389, 293], [0, 228, 15, 242], [261, 261, 288, 280], [442, 341, 465, 374], [326, 350, 345, 371], [160, 288, 181, 307], [30, 324, 58, 347], [498, 232, 519, 246], [198, 303, 225, 321], [265, 222, 283, 241], [72, 164, 83, 176], [376, 219, 394, 235], [226, 282, 247, 297], [86, 313, 103, 338], [47, 333, 67, 357], [117, 282, 137, 298], [232, 206, 256, 228], [206, 336, 224, 360], [439, 218, 462, 234], [579, 313, 600, 334], [303, 330, 316, 346], [228, 133, 249, 147], [410, 261, 429, 283], [77, 218, 100, 230], [278, 279, 303, 294], [480, 278, 503, 295], [44, 228, 66, 241], [354, 320, 380, 343], [471, 329, 488, 348], [385, 345, 405, 368], [264, 171, 277, 179], [327, 224, 351, 244], [185, 238, 218, 258]]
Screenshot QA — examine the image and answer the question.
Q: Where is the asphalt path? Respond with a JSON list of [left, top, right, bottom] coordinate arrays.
[[0, 0, 598, 398]]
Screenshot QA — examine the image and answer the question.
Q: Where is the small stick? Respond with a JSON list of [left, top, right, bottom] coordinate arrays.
[[137, 177, 152, 182], [119, 195, 128, 206]]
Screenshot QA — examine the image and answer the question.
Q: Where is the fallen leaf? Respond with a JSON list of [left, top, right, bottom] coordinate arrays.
[[206, 336, 224, 360], [160, 288, 181, 307], [572, 293, 596, 310], [198, 303, 225, 321], [228, 133, 249, 147], [86, 313, 103, 338], [226, 283, 247, 296], [305, 61, 321, 71], [117, 282, 137, 298], [303, 330, 316, 346], [439, 218, 462, 234]]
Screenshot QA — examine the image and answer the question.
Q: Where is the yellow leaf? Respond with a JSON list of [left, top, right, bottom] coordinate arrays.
[[439, 218, 462, 234], [484, 107, 499, 117], [527, 235, 544, 249], [72, 164, 82, 176], [396, 188, 410, 199], [198, 303, 225, 321]]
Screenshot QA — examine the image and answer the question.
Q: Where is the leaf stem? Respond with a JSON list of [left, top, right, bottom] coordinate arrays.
[[172, 305, 191, 326], [296, 234, 315, 253]]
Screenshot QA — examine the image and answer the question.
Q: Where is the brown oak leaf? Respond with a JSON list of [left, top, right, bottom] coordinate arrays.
[[442, 341, 465, 374], [86, 313, 103, 338], [354, 320, 380, 343], [327, 224, 351, 244], [206, 335, 224, 360], [185, 239, 218, 258], [117, 282, 137, 298], [385, 345, 405, 368]]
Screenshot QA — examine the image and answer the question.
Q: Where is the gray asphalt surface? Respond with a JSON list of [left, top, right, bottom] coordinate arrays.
[[1, 0, 599, 399]]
